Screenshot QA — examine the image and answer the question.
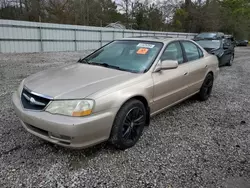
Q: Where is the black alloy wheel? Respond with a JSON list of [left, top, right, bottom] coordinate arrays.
[[198, 73, 214, 101], [109, 100, 147, 150], [122, 107, 145, 141]]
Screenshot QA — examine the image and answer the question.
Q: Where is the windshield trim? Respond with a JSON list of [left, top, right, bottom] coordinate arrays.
[[79, 41, 113, 63], [80, 40, 164, 73]]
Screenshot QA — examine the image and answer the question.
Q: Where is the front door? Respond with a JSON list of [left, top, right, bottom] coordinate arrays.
[[221, 38, 234, 65], [181, 41, 207, 94], [151, 41, 190, 114]]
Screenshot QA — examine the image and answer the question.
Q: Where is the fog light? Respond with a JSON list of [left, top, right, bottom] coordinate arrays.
[[48, 132, 71, 142]]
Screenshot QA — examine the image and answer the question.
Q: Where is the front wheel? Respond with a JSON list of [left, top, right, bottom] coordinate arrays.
[[227, 54, 234, 66], [109, 100, 147, 150], [198, 73, 214, 101]]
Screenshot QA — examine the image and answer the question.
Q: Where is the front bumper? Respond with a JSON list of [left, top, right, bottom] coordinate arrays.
[[12, 92, 118, 149]]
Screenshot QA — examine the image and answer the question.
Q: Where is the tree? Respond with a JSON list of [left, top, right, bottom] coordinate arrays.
[[44, 0, 72, 24], [169, 0, 250, 38], [117, 0, 133, 28], [0, 0, 249, 39], [147, 3, 165, 31], [220, 0, 250, 38]]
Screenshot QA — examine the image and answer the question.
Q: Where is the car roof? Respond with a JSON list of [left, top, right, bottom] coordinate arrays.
[[117, 37, 192, 44]]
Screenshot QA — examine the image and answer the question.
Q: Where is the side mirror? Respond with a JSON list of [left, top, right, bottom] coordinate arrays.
[[154, 60, 178, 72]]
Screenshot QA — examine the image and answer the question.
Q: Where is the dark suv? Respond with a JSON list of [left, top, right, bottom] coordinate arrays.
[[237, 40, 248, 46], [194, 32, 235, 66]]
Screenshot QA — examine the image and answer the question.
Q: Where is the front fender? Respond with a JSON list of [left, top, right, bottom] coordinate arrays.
[[91, 77, 154, 114], [206, 55, 219, 80]]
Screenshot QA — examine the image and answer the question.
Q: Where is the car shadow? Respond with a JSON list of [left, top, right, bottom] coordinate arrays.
[[41, 140, 120, 170]]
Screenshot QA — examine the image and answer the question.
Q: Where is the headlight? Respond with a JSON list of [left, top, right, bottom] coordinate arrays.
[[46, 100, 94, 117]]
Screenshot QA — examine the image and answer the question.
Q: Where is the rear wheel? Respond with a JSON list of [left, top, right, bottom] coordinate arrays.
[[109, 100, 147, 150], [198, 73, 214, 101]]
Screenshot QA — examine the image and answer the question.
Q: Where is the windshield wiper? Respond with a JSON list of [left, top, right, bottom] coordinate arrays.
[[78, 58, 90, 64], [90, 62, 128, 71], [89, 62, 128, 71], [80, 60, 139, 73]]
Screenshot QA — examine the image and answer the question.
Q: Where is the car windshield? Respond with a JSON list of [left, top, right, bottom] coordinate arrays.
[[82, 40, 163, 73], [196, 40, 221, 49], [196, 33, 217, 39]]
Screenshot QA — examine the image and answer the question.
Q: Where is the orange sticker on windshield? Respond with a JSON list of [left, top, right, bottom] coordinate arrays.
[[137, 48, 149, 55]]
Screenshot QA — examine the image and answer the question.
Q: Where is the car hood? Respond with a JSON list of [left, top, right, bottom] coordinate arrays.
[[203, 48, 224, 58], [24, 63, 139, 99], [203, 47, 216, 53]]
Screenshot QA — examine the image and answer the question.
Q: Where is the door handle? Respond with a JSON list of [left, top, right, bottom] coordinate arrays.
[[184, 72, 188, 76]]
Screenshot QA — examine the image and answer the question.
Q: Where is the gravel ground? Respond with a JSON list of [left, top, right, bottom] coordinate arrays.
[[0, 48, 250, 188]]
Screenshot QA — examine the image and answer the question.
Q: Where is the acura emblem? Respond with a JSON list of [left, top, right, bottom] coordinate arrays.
[[30, 97, 36, 104], [23, 93, 46, 106]]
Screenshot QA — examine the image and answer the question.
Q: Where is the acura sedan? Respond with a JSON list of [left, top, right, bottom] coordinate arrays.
[[12, 38, 219, 150]]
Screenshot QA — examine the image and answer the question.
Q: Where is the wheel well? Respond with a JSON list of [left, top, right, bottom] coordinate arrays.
[[208, 71, 214, 78], [127, 96, 150, 126]]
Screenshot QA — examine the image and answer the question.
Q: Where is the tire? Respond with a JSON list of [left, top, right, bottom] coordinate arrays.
[[198, 73, 214, 101], [109, 100, 147, 150], [227, 54, 234, 66]]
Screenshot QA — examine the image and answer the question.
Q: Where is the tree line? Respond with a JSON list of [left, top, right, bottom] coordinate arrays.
[[0, 0, 250, 39]]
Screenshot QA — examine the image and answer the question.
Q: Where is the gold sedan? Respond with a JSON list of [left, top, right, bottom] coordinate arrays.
[[12, 38, 219, 150]]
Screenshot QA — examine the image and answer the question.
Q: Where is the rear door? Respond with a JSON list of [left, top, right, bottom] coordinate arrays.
[[181, 41, 207, 95], [151, 41, 190, 113]]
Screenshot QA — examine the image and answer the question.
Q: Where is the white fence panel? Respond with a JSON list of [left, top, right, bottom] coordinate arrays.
[[0, 19, 197, 53]]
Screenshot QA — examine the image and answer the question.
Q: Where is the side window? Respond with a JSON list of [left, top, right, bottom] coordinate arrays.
[[161, 42, 184, 64], [182, 41, 200, 61]]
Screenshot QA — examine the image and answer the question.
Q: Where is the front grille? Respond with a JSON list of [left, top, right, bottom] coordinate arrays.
[[21, 88, 51, 110]]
